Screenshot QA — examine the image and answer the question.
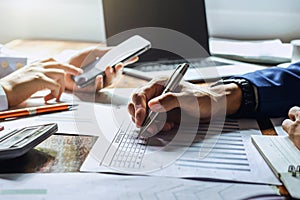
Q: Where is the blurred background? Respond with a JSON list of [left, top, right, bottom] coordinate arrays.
[[0, 0, 299, 44]]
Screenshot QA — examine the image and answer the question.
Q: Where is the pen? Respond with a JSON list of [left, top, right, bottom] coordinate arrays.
[[0, 103, 76, 120], [138, 63, 189, 138]]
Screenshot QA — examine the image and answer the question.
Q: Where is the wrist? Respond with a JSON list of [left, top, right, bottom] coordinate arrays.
[[0, 82, 9, 111], [211, 78, 256, 117], [224, 83, 243, 115], [0, 79, 19, 108], [210, 82, 242, 116]]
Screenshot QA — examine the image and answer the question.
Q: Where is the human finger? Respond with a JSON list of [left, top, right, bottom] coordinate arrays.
[[73, 74, 105, 93], [288, 106, 300, 121], [282, 119, 294, 134], [103, 66, 114, 87], [114, 63, 124, 73], [94, 75, 104, 91], [128, 103, 136, 120], [148, 92, 180, 112], [37, 74, 62, 102], [132, 93, 147, 127], [42, 62, 83, 76], [128, 77, 167, 104], [68, 47, 110, 68], [130, 79, 167, 127], [40, 58, 56, 63], [123, 56, 139, 66], [43, 69, 66, 101], [282, 118, 300, 149]]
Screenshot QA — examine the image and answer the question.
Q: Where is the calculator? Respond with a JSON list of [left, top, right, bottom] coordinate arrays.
[[0, 123, 58, 159]]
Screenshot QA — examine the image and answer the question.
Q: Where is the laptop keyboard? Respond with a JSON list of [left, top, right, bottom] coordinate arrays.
[[133, 58, 230, 72], [110, 123, 147, 169]]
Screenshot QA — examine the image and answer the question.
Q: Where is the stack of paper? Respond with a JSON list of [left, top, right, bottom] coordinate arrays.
[[210, 38, 292, 65], [252, 135, 300, 198]]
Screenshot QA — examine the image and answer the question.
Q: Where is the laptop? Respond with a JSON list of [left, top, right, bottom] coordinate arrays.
[[102, 0, 265, 82]]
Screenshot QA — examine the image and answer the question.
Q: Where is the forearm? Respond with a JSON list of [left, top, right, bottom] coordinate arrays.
[[212, 78, 256, 117], [224, 83, 242, 115], [236, 63, 300, 117]]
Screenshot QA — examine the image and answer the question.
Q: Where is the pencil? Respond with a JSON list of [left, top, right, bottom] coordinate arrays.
[[0, 103, 76, 120]]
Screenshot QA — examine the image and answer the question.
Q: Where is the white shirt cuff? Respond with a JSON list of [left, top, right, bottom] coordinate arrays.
[[0, 85, 8, 111]]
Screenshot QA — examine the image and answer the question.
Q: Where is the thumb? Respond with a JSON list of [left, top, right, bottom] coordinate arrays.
[[148, 92, 179, 112], [282, 119, 293, 134]]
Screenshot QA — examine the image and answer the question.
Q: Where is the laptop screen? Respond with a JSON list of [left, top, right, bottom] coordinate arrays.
[[102, 0, 209, 63]]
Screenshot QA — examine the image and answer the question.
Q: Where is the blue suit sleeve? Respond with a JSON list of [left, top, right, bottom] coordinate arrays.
[[235, 62, 300, 117]]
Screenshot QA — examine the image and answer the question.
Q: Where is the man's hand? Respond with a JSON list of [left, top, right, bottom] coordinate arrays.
[[282, 106, 300, 149], [128, 77, 242, 132], [66, 47, 138, 92]]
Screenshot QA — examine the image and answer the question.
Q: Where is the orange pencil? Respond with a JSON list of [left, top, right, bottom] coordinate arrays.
[[0, 103, 76, 120]]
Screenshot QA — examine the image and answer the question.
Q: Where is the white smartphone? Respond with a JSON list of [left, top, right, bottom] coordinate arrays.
[[72, 35, 151, 88]]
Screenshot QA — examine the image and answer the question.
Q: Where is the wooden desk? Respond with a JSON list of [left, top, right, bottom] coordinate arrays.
[[2, 39, 289, 196]]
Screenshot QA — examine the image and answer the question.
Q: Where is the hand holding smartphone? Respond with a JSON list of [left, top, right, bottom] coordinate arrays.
[[72, 35, 151, 88]]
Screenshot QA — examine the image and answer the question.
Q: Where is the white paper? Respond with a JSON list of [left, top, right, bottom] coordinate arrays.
[[0, 173, 280, 200], [80, 104, 280, 185], [251, 134, 300, 199], [210, 38, 292, 64], [252, 135, 300, 174], [0, 88, 135, 137], [210, 38, 291, 57]]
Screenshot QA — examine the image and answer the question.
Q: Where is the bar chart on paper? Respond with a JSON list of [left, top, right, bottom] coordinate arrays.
[[176, 120, 249, 171], [151, 119, 280, 184], [81, 104, 280, 185]]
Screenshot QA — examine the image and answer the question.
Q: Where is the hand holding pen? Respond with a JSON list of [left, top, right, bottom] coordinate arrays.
[[128, 63, 189, 138]]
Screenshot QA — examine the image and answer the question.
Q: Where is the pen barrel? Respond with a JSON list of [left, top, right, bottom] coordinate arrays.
[[162, 63, 189, 94], [36, 104, 69, 114], [0, 103, 70, 120], [0, 110, 29, 120], [139, 63, 189, 138]]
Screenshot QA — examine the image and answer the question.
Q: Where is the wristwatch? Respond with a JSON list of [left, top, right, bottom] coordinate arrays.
[[211, 78, 257, 117]]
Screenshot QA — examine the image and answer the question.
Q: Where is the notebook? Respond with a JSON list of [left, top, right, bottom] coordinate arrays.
[[102, 0, 266, 82], [252, 135, 300, 199]]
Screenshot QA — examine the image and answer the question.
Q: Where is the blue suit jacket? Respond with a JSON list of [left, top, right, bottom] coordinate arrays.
[[236, 62, 300, 118]]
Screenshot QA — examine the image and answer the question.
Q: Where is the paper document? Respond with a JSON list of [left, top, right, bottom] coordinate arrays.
[[0, 88, 132, 137], [252, 135, 300, 174], [252, 135, 300, 199], [0, 173, 280, 200], [81, 104, 280, 185], [0, 92, 97, 136], [210, 38, 292, 64]]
